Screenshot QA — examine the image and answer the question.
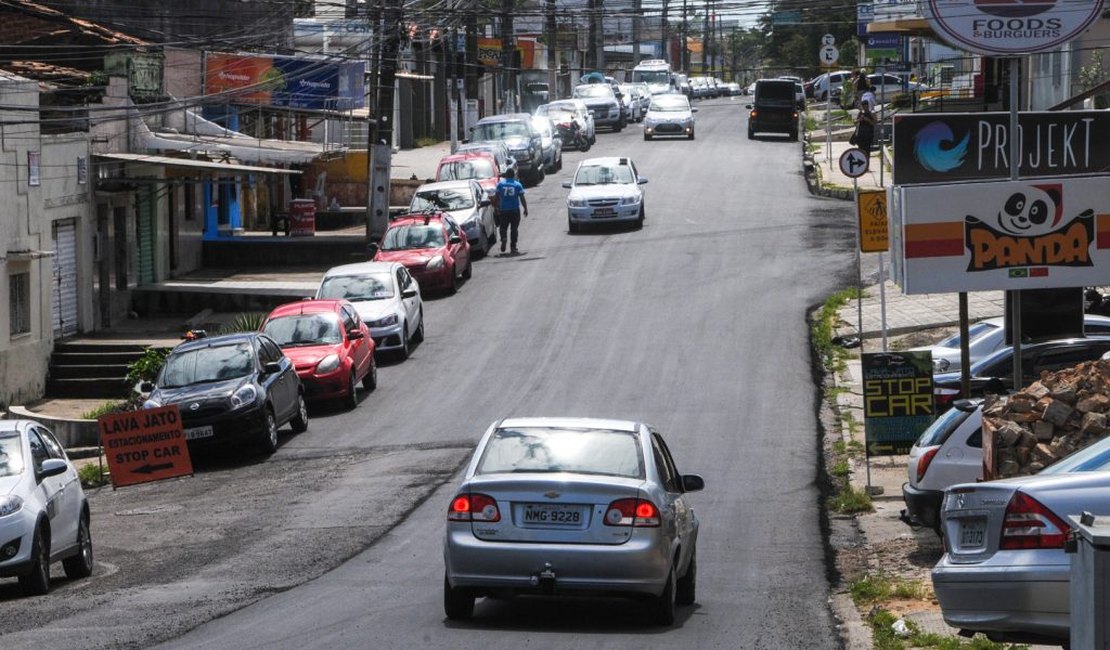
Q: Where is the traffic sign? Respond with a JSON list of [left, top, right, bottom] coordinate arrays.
[[819, 44, 839, 68], [822, 33, 836, 46], [99, 405, 193, 488], [857, 189, 888, 253], [839, 148, 869, 178]]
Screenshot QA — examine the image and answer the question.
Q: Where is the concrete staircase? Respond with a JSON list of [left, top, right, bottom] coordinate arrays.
[[46, 342, 150, 399]]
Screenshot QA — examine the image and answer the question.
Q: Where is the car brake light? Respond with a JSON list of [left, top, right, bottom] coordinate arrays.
[[916, 447, 940, 483], [604, 498, 661, 527], [999, 492, 1069, 550], [935, 388, 959, 407], [447, 493, 501, 522]]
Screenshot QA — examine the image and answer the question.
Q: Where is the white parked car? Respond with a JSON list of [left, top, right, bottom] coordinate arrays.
[[535, 99, 596, 145], [410, 179, 496, 256], [443, 417, 703, 624], [0, 420, 94, 595], [901, 399, 983, 534], [910, 314, 1110, 374], [315, 261, 425, 360], [809, 69, 853, 102], [643, 93, 696, 141], [562, 157, 648, 233]]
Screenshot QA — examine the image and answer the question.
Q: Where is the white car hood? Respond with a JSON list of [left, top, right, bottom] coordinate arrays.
[[349, 298, 400, 323], [447, 207, 478, 225], [647, 110, 692, 122], [0, 474, 21, 496], [569, 184, 641, 201]]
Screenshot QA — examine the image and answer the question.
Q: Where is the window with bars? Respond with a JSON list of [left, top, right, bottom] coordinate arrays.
[[9, 272, 31, 336]]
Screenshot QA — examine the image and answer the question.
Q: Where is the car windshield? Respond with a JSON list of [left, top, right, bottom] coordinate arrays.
[[318, 273, 395, 301], [471, 122, 530, 140], [476, 427, 645, 478], [159, 343, 255, 388], [1039, 434, 1110, 474], [530, 118, 553, 137], [0, 432, 25, 477], [262, 313, 342, 347], [438, 159, 494, 181], [574, 85, 613, 99], [381, 224, 446, 250], [575, 164, 633, 185], [541, 107, 576, 123], [633, 70, 670, 85], [412, 190, 474, 212], [651, 97, 690, 112], [936, 321, 998, 349]]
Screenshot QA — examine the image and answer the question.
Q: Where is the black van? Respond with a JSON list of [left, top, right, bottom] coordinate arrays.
[[746, 79, 799, 141]]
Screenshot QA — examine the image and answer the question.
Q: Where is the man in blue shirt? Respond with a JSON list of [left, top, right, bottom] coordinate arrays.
[[494, 168, 528, 254]]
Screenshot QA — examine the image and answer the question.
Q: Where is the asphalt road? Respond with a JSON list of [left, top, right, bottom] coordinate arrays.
[[1, 97, 859, 649]]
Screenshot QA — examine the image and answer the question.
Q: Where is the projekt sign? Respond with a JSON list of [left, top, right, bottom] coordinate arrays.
[[924, 0, 1106, 56]]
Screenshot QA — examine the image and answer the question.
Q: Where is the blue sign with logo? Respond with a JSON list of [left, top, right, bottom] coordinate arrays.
[[857, 2, 874, 37], [271, 58, 365, 111], [867, 33, 902, 50]]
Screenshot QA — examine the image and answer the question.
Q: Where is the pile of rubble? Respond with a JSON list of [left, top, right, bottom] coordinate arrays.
[[982, 359, 1110, 479]]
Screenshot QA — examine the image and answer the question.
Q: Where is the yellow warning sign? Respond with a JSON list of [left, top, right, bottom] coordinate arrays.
[[858, 189, 889, 253]]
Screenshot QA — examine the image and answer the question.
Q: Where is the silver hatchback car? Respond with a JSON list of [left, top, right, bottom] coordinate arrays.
[[443, 417, 703, 624]]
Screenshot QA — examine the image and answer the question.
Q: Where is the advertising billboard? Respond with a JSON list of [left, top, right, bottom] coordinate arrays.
[[476, 38, 536, 69], [893, 111, 1110, 185], [892, 177, 1110, 294], [205, 53, 365, 110]]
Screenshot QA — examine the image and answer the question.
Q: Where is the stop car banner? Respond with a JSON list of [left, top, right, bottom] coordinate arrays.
[[891, 176, 1110, 294]]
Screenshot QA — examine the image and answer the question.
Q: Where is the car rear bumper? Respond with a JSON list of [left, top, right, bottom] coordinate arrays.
[[900, 482, 942, 530], [932, 559, 1069, 641], [444, 526, 670, 597]]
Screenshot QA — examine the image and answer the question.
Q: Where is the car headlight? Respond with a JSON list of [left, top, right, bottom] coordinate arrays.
[[0, 495, 24, 517], [620, 195, 641, 206], [426, 255, 445, 271], [230, 384, 258, 411], [143, 397, 162, 409], [368, 314, 398, 328], [316, 354, 341, 373], [568, 198, 588, 208]]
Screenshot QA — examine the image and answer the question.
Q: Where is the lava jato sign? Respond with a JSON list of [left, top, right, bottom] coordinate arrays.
[[891, 176, 1110, 294], [924, 0, 1106, 56]]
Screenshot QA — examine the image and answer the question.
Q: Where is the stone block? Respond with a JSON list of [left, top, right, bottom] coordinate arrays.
[[1081, 412, 1110, 436], [1077, 393, 1110, 413], [1050, 382, 1077, 404], [1025, 381, 1051, 400], [1031, 443, 1058, 465], [1033, 420, 1055, 442], [997, 460, 1020, 476], [1043, 399, 1074, 426]]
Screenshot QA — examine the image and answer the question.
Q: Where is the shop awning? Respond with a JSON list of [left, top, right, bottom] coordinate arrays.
[[867, 16, 933, 35], [94, 153, 301, 174]]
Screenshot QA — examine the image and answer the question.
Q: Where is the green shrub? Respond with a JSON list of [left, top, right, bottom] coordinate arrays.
[[829, 484, 872, 514], [830, 459, 850, 477], [78, 462, 110, 488], [126, 347, 170, 387], [80, 401, 128, 420], [219, 312, 267, 334]]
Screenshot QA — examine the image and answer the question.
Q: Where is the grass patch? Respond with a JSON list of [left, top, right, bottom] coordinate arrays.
[[80, 401, 128, 420], [864, 605, 1027, 649], [829, 483, 873, 514], [850, 573, 930, 607], [830, 459, 850, 477], [812, 287, 860, 373], [78, 461, 110, 488], [414, 136, 441, 148]]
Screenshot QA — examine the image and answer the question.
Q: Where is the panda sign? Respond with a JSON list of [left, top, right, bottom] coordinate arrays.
[[891, 177, 1110, 294]]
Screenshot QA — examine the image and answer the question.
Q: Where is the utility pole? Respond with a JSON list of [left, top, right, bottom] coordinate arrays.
[[465, 8, 477, 105], [500, 0, 515, 112], [546, 0, 557, 98], [632, 0, 641, 64], [587, 0, 597, 70], [702, 0, 710, 75], [367, 0, 402, 243], [596, 0, 605, 71], [681, 0, 688, 71], [661, 0, 669, 63]]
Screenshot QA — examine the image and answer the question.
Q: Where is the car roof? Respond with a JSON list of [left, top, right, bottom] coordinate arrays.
[[439, 151, 495, 163], [0, 419, 33, 433], [475, 113, 531, 124], [579, 156, 632, 167], [497, 417, 641, 433], [173, 331, 260, 354], [322, 261, 400, 277], [389, 212, 450, 227], [267, 299, 345, 319], [416, 180, 476, 193]]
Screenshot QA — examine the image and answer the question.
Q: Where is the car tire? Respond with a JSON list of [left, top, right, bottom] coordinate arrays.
[[444, 573, 475, 620], [581, 139, 591, 152], [344, 370, 359, 410], [635, 205, 645, 230], [688, 131, 695, 140], [675, 550, 696, 606], [448, 265, 459, 295], [20, 526, 50, 596], [651, 565, 676, 626], [462, 258, 472, 280], [789, 130, 799, 142], [568, 217, 579, 234], [413, 309, 425, 343], [747, 127, 755, 140], [589, 133, 596, 145], [258, 407, 279, 454], [361, 359, 377, 391], [290, 391, 309, 432], [643, 133, 651, 141], [63, 511, 94, 580], [399, 326, 410, 360]]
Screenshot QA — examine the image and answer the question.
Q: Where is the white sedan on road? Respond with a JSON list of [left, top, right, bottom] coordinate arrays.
[[562, 157, 648, 233]]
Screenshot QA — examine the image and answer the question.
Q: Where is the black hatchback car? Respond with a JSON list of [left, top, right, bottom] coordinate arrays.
[[142, 332, 308, 455], [746, 78, 799, 141]]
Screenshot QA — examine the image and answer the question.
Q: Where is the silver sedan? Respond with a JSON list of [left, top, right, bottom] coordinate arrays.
[[932, 433, 1110, 645], [443, 417, 703, 625]]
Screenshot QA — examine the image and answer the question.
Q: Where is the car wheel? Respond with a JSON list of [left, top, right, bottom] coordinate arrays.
[[448, 265, 459, 295], [344, 370, 359, 410], [535, 167, 545, 185], [651, 564, 676, 626], [643, 133, 651, 141], [688, 131, 695, 140], [399, 325, 411, 360], [477, 230, 489, 258], [19, 526, 50, 596], [675, 550, 696, 606], [747, 127, 755, 140], [462, 258, 472, 280], [257, 407, 279, 454], [789, 130, 799, 141], [289, 392, 308, 432], [581, 139, 591, 152], [568, 217, 579, 234], [444, 573, 475, 620], [635, 205, 645, 230], [63, 511, 94, 580], [413, 309, 425, 343], [361, 359, 377, 391], [589, 133, 596, 145]]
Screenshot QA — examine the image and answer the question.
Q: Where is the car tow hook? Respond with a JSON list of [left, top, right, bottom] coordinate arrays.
[[531, 563, 557, 594]]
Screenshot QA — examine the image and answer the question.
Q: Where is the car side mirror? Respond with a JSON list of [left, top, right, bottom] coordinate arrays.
[[449, 235, 462, 244], [141, 381, 155, 393], [348, 329, 365, 340], [39, 458, 68, 479], [692, 108, 699, 113], [479, 199, 491, 208], [264, 361, 282, 375], [402, 288, 418, 299], [682, 474, 705, 492], [637, 177, 648, 185], [745, 104, 753, 110], [562, 181, 572, 189]]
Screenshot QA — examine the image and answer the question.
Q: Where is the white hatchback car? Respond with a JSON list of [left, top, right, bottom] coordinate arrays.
[[443, 417, 703, 624], [315, 261, 425, 360], [410, 179, 496, 256], [562, 157, 648, 233], [901, 399, 983, 535], [0, 420, 94, 595]]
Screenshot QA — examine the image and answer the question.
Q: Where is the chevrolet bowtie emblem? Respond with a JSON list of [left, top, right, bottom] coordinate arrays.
[[544, 490, 561, 499]]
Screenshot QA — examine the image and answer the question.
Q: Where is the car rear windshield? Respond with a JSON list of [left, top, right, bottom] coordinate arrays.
[[381, 224, 446, 250], [936, 321, 998, 349], [476, 427, 645, 478], [438, 159, 493, 181], [318, 273, 395, 301], [914, 406, 973, 447], [756, 82, 795, 103], [412, 189, 474, 212], [0, 432, 25, 477], [160, 343, 254, 388], [262, 314, 342, 347]]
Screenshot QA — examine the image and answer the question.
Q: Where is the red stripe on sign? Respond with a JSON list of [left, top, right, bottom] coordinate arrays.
[[905, 238, 964, 259], [1098, 215, 1110, 249], [1029, 267, 1049, 277]]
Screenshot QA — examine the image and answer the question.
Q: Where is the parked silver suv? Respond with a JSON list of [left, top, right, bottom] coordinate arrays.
[[467, 114, 545, 186]]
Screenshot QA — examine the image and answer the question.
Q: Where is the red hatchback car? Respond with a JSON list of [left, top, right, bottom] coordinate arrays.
[[260, 299, 376, 409], [372, 213, 472, 294], [435, 151, 499, 198]]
